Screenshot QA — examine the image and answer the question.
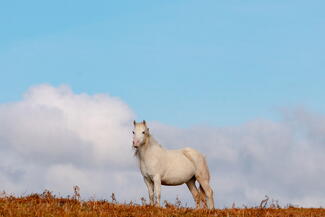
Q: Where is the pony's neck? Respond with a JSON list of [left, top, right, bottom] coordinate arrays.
[[135, 134, 161, 158], [146, 134, 160, 147]]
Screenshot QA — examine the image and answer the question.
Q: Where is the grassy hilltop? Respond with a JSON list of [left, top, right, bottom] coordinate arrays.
[[0, 191, 324, 217]]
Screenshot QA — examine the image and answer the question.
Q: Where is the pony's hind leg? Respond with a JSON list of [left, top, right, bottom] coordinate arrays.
[[198, 184, 207, 208], [196, 177, 214, 209], [185, 177, 200, 208]]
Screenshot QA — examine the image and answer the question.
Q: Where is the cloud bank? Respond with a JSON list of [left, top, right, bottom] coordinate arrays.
[[0, 84, 324, 207], [151, 111, 325, 207], [0, 84, 138, 199]]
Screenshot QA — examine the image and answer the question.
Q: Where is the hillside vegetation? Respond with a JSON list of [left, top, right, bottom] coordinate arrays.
[[0, 190, 324, 217]]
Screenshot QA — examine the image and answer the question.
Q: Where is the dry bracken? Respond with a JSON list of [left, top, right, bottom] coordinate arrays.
[[0, 191, 324, 217]]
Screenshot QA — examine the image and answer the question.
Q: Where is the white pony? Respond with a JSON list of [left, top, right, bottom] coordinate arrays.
[[132, 120, 214, 209]]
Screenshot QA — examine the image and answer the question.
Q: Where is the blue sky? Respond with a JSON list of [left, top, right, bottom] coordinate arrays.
[[1, 0, 324, 127], [1, 1, 325, 207]]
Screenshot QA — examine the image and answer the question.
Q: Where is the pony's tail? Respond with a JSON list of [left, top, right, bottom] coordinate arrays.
[[201, 156, 211, 181], [194, 154, 211, 182], [198, 156, 210, 208]]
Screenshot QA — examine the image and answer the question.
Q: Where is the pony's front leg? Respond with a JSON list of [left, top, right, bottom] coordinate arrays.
[[143, 177, 154, 205], [153, 175, 161, 206]]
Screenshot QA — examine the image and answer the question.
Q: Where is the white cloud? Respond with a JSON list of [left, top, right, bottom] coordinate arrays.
[[0, 84, 134, 167], [0, 84, 140, 197], [0, 84, 324, 208]]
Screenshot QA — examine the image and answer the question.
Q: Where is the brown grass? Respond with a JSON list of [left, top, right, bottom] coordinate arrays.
[[0, 190, 324, 217]]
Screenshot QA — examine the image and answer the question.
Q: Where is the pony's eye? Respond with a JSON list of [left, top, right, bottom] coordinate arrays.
[[132, 131, 135, 134], [142, 131, 145, 134]]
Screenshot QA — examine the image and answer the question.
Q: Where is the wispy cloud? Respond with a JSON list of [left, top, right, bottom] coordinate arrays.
[[151, 109, 325, 207]]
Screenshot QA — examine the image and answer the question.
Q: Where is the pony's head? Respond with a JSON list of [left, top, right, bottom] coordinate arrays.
[[132, 120, 150, 149]]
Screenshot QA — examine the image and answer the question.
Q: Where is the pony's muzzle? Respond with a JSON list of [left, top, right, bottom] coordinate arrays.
[[132, 140, 139, 148]]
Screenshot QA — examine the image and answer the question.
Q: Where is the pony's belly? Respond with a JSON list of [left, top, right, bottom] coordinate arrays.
[[161, 177, 192, 186], [161, 165, 195, 185]]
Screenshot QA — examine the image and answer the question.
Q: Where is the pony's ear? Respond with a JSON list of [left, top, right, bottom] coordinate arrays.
[[133, 120, 136, 126], [143, 120, 146, 126]]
